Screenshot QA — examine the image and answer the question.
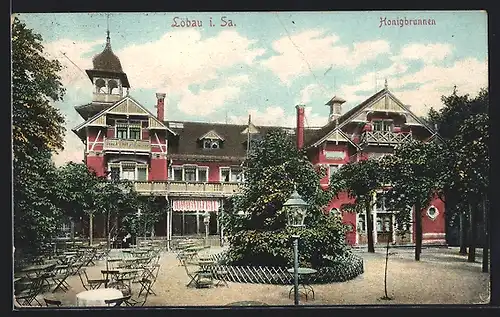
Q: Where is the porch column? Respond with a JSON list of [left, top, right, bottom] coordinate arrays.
[[166, 196, 172, 251], [219, 200, 225, 247], [355, 213, 359, 245], [373, 206, 378, 245]]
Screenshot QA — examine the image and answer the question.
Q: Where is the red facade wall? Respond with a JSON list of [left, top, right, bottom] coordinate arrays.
[[413, 196, 446, 243], [150, 131, 167, 153], [86, 156, 105, 177], [150, 157, 167, 181]]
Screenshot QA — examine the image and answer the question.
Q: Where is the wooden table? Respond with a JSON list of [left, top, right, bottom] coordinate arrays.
[[76, 288, 123, 307]]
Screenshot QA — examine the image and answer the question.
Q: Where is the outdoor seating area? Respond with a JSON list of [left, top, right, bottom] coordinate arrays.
[[13, 239, 166, 308]]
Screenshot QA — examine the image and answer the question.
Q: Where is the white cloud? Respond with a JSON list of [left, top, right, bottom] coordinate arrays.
[[337, 57, 488, 117], [43, 39, 102, 92], [261, 29, 390, 85], [177, 75, 250, 116], [229, 105, 326, 128], [394, 43, 454, 64], [117, 29, 265, 95]]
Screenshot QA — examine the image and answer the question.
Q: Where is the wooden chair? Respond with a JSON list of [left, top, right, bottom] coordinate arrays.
[[182, 260, 212, 288], [77, 268, 109, 290], [104, 295, 131, 307], [138, 264, 160, 297], [43, 298, 62, 307]]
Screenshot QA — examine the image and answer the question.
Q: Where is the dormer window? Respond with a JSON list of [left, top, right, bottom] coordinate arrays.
[[373, 119, 393, 132], [115, 120, 142, 140], [199, 130, 224, 150], [204, 139, 220, 149]]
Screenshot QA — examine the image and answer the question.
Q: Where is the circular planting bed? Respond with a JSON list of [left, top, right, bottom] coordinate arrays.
[[209, 252, 364, 285]]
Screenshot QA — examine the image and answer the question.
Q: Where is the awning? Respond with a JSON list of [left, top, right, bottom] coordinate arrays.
[[172, 200, 220, 212]]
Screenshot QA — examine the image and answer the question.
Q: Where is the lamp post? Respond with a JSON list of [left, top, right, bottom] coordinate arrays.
[[203, 211, 210, 246], [136, 208, 145, 245], [283, 188, 308, 306]]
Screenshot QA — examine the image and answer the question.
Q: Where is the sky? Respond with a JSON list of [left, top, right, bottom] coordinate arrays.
[[14, 11, 488, 166]]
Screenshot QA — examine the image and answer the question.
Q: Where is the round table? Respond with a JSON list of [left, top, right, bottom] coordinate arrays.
[[76, 288, 123, 307]]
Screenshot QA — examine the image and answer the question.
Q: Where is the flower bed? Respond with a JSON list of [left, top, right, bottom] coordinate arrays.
[[209, 252, 364, 284]]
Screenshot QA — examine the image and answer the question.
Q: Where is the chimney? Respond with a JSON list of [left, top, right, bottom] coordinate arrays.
[[326, 96, 346, 123], [296, 105, 305, 150], [155, 93, 166, 121]]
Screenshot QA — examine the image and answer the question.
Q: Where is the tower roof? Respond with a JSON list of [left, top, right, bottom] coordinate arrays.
[[325, 96, 346, 105], [92, 31, 123, 73]]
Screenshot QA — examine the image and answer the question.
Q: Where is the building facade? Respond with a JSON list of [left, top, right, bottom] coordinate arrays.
[[72, 34, 446, 247]]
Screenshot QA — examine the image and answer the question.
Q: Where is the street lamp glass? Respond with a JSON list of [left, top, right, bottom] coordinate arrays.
[[283, 190, 308, 227]]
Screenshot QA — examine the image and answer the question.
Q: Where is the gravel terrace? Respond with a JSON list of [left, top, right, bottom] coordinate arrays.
[[29, 246, 490, 307]]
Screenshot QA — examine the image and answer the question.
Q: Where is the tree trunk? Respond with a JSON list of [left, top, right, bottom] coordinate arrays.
[[106, 210, 111, 250], [382, 233, 392, 299], [459, 211, 468, 255], [366, 201, 375, 253], [468, 202, 477, 262], [415, 203, 422, 261], [70, 218, 75, 241], [482, 197, 488, 273], [89, 213, 94, 246]]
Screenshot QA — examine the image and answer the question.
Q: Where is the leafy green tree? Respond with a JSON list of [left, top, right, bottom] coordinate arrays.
[[93, 179, 140, 249], [382, 140, 447, 261], [330, 159, 390, 253], [221, 128, 350, 268], [12, 16, 66, 159], [12, 17, 67, 256], [121, 195, 165, 242], [14, 150, 63, 256], [426, 88, 489, 266]]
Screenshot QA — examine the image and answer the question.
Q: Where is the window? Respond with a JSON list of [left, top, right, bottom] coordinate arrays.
[[129, 127, 141, 140], [110, 167, 120, 181], [115, 121, 142, 140], [137, 167, 147, 181], [116, 126, 128, 139], [220, 167, 243, 182], [221, 168, 230, 182], [203, 139, 220, 149], [172, 167, 183, 181], [375, 193, 387, 212], [330, 208, 340, 217], [198, 168, 208, 182], [373, 120, 393, 132], [329, 164, 340, 178], [358, 215, 366, 232], [122, 168, 135, 181], [427, 206, 439, 220], [184, 167, 197, 182]]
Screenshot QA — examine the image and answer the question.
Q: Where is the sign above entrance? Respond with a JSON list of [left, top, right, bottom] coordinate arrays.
[[172, 200, 220, 212], [325, 151, 345, 160]]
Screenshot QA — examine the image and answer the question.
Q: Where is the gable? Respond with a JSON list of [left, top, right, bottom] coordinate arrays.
[[108, 98, 149, 115], [199, 130, 225, 141], [72, 96, 177, 135], [325, 129, 349, 143], [241, 123, 260, 135], [309, 89, 440, 147]]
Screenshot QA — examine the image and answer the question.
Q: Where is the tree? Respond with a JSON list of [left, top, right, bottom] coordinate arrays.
[[382, 140, 447, 261], [121, 195, 165, 242], [12, 17, 66, 160], [426, 88, 489, 266], [220, 128, 350, 268], [12, 17, 67, 255], [450, 113, 489, 263], [14, 150, 64, 255], [331, 159, 390, 253], [56, 162, 105, 244], [93, 179, 140, 249]]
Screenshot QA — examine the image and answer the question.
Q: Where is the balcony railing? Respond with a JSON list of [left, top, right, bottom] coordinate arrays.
[[104, 138, 151, 152], [92, 93, 121, 103], [360, 130, 412, 146], [133, 181, 241, 196]]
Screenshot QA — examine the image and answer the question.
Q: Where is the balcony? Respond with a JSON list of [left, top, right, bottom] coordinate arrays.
[[133, 181, 241, 197], [104, 138, 151, 153], [92, 93, 121, 103], [359, 130, 412, 146]]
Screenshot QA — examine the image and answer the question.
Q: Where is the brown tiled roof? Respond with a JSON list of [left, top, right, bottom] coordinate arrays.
[[303, 88, 388, 148], [75, 102, 114, 120], [165, 121, 296, 161]]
